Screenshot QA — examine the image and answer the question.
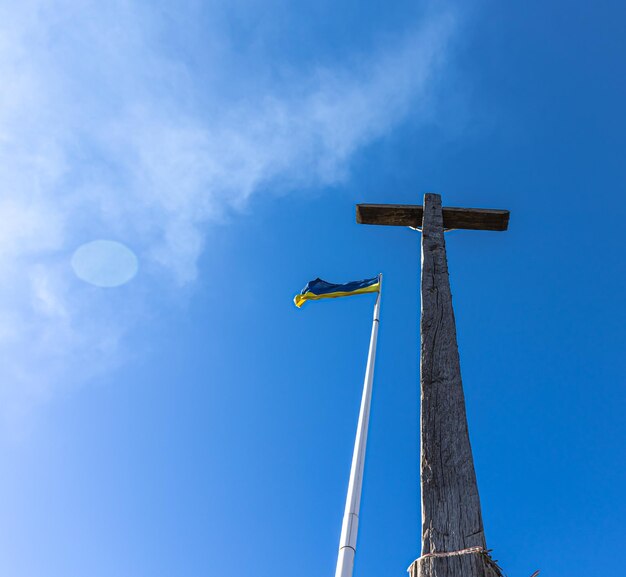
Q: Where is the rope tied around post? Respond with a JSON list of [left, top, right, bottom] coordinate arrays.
[[408, 548, 539, 577], [408, 547, 505, 577]]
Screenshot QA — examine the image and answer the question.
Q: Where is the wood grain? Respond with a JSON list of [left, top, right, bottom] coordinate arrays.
[[356, 203, 509, 231], [409, 193, 502, 577]]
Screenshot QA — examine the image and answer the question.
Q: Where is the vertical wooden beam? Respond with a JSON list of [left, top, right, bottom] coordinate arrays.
[[409, 194, 500, 577]]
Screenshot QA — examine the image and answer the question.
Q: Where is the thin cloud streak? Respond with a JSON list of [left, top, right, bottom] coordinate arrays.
[[0, 0, 455, 428]]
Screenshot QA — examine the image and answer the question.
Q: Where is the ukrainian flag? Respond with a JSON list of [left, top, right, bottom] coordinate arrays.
[[294, 276, 380, 308]]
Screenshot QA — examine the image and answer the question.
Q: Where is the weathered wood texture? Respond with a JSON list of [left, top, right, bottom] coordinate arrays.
[[409, 194, 501, 577], [356, 203, 509, 231]]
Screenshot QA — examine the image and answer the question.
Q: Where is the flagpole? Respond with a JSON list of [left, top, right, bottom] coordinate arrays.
[[335, 273, 382, 577]]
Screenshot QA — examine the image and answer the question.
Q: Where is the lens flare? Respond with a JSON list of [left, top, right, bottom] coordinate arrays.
[[71, 240, 138, 287]]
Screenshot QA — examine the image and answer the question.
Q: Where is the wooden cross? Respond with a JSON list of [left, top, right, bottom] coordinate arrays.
[[357, 194, 510, 577]]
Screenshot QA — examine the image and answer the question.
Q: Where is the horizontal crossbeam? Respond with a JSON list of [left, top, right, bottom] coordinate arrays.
[[356, 203, 510, 231]]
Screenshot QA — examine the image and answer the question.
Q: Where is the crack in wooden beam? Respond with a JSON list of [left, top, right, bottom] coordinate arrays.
[[356, 204, 510, 231]]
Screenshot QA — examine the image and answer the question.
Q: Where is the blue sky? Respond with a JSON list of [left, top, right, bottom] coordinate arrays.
[[0, 1, 625, 576]]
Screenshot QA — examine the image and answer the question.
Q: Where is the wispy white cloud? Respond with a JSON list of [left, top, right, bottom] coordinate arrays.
[[0, 0, 455, 427]]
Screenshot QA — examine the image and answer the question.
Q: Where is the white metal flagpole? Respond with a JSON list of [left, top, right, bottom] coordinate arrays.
[[334, 273, 382, 577]]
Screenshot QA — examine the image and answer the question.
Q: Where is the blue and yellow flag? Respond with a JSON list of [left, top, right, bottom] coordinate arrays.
[[294, 276, 380, 308]]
